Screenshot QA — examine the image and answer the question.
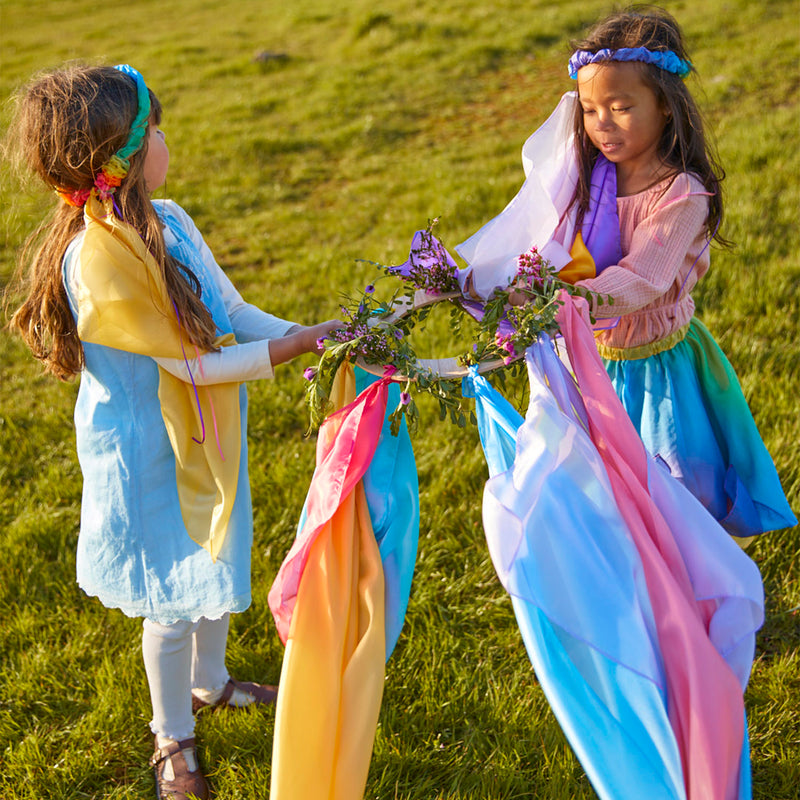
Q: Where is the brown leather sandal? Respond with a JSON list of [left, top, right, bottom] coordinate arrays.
[[149, 736, 209, 800], [191, 677, 278, 714]]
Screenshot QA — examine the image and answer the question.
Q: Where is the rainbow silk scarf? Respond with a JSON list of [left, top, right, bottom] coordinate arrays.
[[558, 294, 758, 799], [467, 295, 762, 800], [74, 196, 241, 560], [269, 366, 395, 800]]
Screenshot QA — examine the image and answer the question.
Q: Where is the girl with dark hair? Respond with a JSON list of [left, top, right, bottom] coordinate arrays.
[[457, 6, 795, 539]]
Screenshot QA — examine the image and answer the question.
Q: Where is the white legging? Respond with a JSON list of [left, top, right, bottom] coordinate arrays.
[[142, 613, 231, 740]]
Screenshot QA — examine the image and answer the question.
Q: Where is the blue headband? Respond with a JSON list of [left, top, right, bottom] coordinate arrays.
[[568, 47, 692, 79], [113, 64, 151, 162]]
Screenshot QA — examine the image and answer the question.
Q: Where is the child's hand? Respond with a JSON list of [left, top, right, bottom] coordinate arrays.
[[306, 320, 344, 355], [268, 320, 342, 368], [507, 288, 527, 307]]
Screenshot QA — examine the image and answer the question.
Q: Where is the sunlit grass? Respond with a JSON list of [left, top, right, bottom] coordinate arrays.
[[1, 0, 798, 797]]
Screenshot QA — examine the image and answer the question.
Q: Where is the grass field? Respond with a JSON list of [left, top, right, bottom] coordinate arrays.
[[1, 0, 798, 798]]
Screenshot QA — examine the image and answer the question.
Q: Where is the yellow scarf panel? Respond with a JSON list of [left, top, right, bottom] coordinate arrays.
[[557, 230, 597, 284]]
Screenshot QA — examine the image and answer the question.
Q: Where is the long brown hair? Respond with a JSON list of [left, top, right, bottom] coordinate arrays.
[[5, 64, 218, 380], [569, 6, 727, 246]]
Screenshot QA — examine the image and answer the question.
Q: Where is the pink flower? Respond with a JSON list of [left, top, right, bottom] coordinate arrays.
[[400, 391, 411, 406], [303, 367, 317, 381], [316, 337, 327, 350]]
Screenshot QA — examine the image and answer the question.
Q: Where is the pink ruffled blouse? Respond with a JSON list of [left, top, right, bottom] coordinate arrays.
[[576, 172, 711, 349]]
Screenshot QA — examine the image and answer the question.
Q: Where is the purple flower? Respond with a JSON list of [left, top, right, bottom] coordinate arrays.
[[315, 337, 327, 350], [496, 319, 515, 338], [364, 284, 375, 294], [303, 367, 317, 381], [400, 391, 411, 406], [394, 329, 404, 339]]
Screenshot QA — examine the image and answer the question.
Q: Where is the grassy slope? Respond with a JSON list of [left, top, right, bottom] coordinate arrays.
[[1, 0, 798, 797]]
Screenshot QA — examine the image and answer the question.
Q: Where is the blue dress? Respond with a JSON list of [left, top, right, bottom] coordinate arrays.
[[63, 202, 267, 624]]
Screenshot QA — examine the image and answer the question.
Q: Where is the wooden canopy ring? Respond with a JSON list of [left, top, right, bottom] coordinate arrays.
[[357, 288, 523, 381]]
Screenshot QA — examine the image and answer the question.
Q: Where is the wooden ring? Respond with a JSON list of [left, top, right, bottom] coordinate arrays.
[[356, 289, 521, 381]]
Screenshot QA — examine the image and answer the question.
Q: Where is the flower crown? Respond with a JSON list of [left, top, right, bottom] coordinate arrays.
[[568, 46, 692, 80], [57, 64, 151, 207]]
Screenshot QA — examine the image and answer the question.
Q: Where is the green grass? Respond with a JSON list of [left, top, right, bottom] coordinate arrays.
[[1, 0, 798, 797]]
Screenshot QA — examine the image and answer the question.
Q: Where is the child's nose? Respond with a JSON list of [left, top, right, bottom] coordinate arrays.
[[595, 112, 614, 131]]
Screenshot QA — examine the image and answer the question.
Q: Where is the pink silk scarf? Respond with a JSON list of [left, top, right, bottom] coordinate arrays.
[[556, 293, 748, 800]]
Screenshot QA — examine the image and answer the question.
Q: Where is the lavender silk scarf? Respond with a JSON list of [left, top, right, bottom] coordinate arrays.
[[582, 154, 622, 274]]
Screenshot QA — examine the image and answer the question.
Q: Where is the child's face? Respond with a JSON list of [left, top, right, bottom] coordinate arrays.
[[576, 62, 669, 181], [143, 124, 169, 192]]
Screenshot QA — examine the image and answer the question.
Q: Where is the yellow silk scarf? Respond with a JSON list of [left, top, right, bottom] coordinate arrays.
[[75, 197, 241, 560], [558, 230, 597, 284], [270, 364, 386, 800]]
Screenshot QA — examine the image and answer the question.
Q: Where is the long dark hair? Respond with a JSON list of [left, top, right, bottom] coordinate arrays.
[[569, 6, 727, 245], [5, 64, 218, 380]]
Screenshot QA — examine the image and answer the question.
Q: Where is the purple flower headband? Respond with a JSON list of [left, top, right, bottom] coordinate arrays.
[[568, 46, 692, 80]]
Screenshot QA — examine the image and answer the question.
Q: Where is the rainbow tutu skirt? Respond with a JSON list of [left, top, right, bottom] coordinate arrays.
[[603, 317, 796, 538]]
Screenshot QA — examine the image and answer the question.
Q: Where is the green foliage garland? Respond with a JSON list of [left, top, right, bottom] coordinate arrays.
[[304, 222, 612, 435]]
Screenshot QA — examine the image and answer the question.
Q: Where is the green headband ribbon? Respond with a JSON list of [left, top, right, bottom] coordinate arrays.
[[113, 64, 151, 164]]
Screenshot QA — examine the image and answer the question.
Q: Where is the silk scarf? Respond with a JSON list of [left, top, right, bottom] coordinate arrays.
[[455, 92, 621, 297], [74, 196, 241, 559], [269, 367, 394, 800], [556, 294, 761, 800], [467, 296, 762, 799]]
